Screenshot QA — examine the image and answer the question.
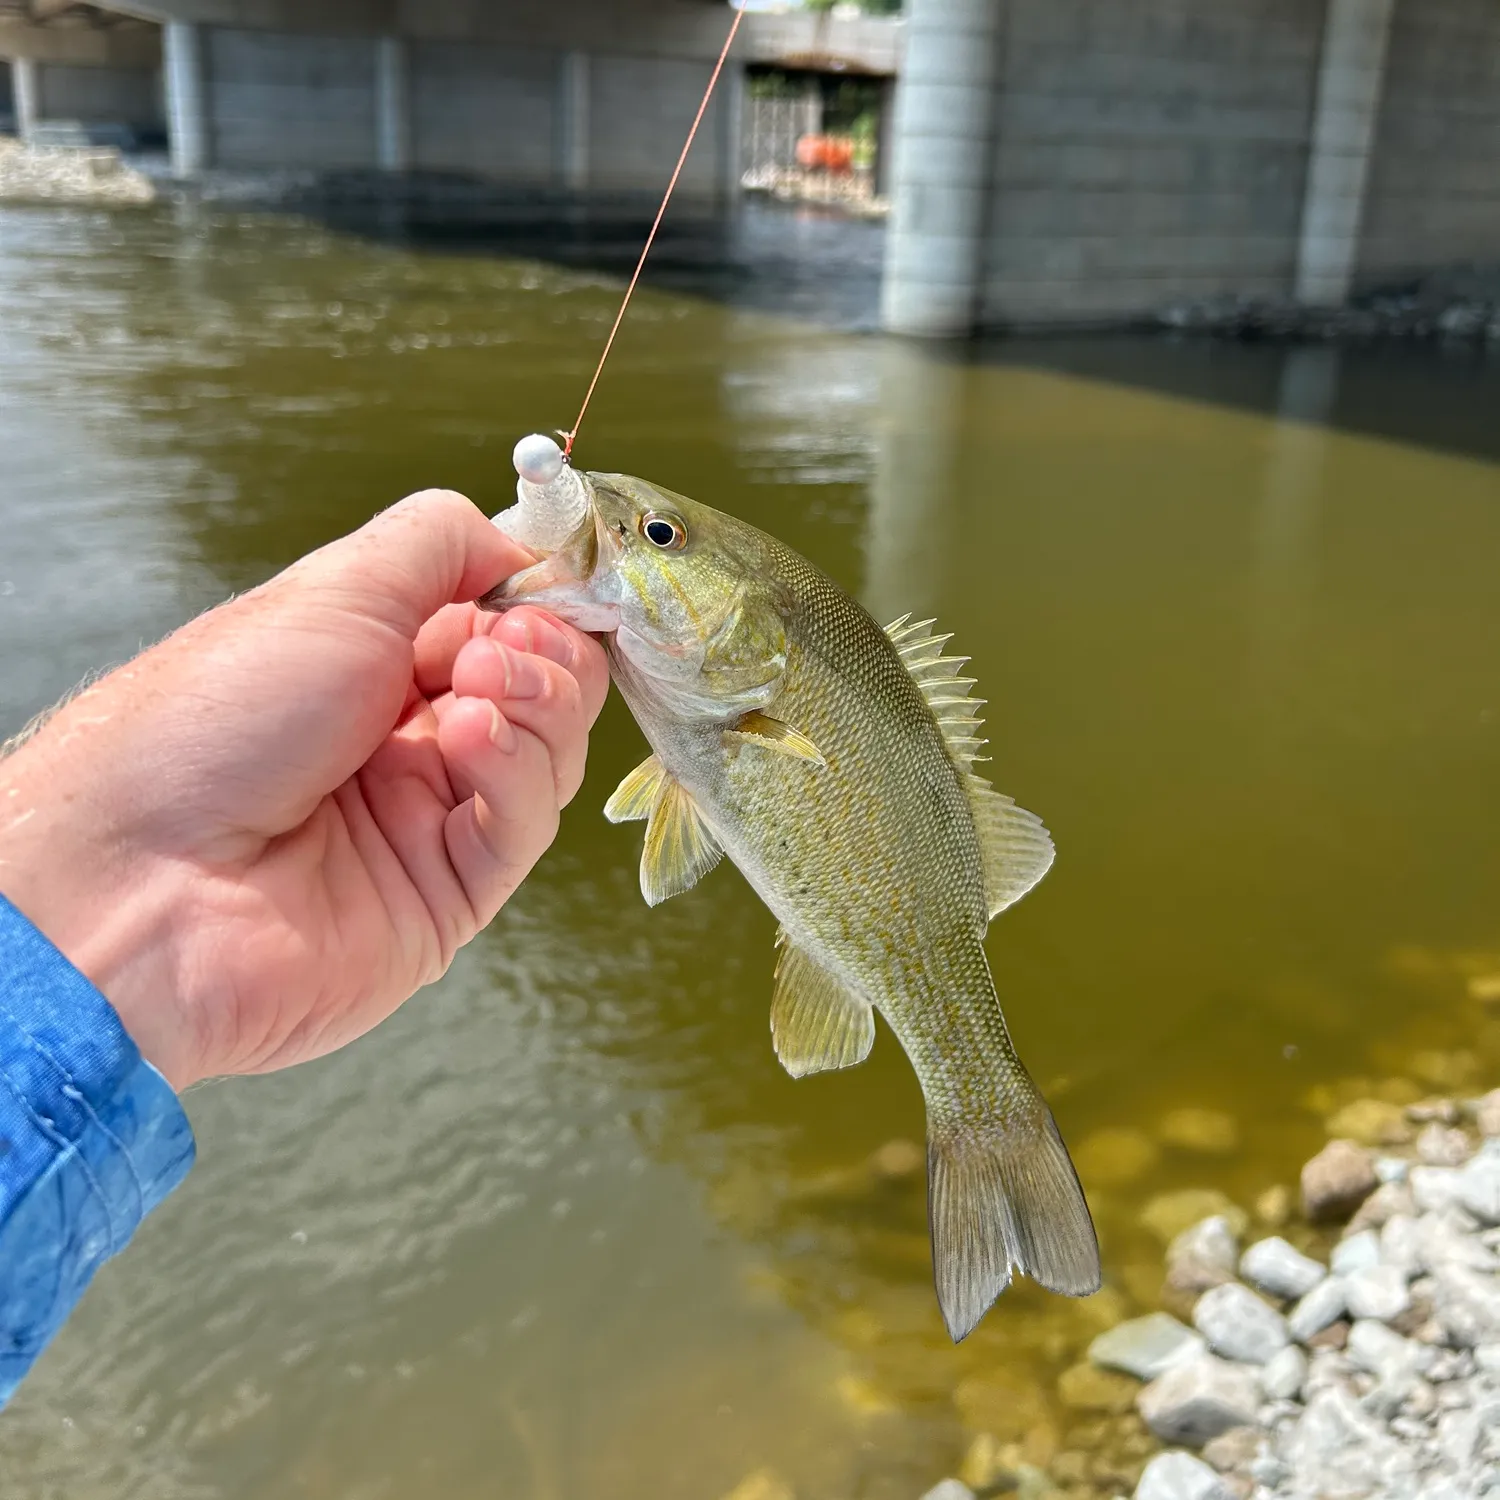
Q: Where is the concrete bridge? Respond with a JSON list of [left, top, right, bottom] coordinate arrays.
[[2, 0, 1498, 336]]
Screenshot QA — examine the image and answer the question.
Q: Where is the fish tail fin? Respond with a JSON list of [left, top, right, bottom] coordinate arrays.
[[927, 1096, 1101, 1341]]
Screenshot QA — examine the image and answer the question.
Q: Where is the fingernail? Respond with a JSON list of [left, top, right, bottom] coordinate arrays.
[[520, 614, 574, 668], [489, 703, 517, 752], [500, 644, 547, 700]]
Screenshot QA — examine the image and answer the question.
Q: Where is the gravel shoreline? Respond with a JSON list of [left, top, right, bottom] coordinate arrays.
[[903, 1089, 1500, 1500]]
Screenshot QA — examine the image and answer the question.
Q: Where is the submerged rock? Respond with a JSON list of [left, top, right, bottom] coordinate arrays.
[[868, 1138, 925, 1180], [720, 1469, 795, 1500], [1240, 1237, 1326, 1300], [1325, 1098, 1414, 1148], [1133, 1450, 1234, 1500], [1141, 1191, 1247, 1244], [1057, 1361, 1139, 1413], [1164, 1216, 1241, 1296], [1091, 1312, 1206, 1381], [1158, 1108, 1240, 1155], [917, 1482, 974, 1500], [1076, 1125, 1162, 1185], [1137, 1354, 1260, 1445], [1193, 1283, 1290, 1364], [1302, 1140, 1379, 1223]]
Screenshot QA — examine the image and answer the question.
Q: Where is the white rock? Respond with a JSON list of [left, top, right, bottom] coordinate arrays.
[[1167, 1215, 1242, 1293], [1260, 1345, 1308, 1401], [1091, 1313, 1207, 1381], [1346, 1319, 1426, 1381], [1345, 1263, 1412, 1323], [1416, 1122, 1473, 1166], [1453, 1155, 1500, 1225], [1411, 1166, 1464, 1214], [1240, 1237, 1326, 1300], [1193, 1283, 1290, 1365], [1133, 1451, 1233, 1500], [1330, 1230, 1381, 1276], [1137, 1355, 1262, 1446], [1374, 1156, 1411, 1183], [1380, 1213, 1423, 1277], [918, 1482, 975, 1500], [1415, 1212, 1499, 1275], [1288, 1275, 1350, 1342], [1475, 1343, 1500, 1375], [1429, 1262, 1500, 1346], [1281, 1387, 1416, 1498]]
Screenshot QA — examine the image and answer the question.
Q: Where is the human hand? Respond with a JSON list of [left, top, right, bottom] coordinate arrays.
[[0, 489, 608, 1091]]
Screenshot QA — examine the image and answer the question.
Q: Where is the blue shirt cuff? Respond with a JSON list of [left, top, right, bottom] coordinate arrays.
[[0, 892, 195, 1405]]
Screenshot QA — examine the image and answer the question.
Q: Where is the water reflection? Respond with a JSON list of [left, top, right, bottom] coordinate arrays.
[[1, 204, 1498, 1500]]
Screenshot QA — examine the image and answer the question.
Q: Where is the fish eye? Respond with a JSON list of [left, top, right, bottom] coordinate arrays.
[[640, 512, 687, 550]]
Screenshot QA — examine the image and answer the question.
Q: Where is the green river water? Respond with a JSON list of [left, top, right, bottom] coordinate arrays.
[[0, 201, 1497, 1500]]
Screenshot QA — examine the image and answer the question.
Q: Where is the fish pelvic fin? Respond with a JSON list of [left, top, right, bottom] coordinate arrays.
[[638, 774, 723, 907], [927, 1099, 1101, 1342], [724, 711, 827, 768], [965, 774, 1056, 920], [769, 931, 875, 1078], [604, 754, 666, 823]]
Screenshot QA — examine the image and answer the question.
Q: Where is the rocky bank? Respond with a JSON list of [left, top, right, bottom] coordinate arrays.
[[913, 1089, 1500, 1500], [0, 138, 155, 205]]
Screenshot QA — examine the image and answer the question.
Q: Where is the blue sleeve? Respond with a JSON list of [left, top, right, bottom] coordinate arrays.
[[0, 893, 195, 1406]]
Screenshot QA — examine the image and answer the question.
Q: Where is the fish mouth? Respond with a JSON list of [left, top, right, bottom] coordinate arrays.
[[478, 505, 621, 633]]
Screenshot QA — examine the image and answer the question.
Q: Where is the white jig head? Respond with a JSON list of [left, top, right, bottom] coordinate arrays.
[[493, 433, 590, 553]]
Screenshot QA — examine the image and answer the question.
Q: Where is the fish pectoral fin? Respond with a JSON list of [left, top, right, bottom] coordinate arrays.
[[929, 1099, 1101, 1343], [604, 754, 667, 823], [639, 776, 723, 907], [724, 711, 827, 768], [965, 774, 1056, 920], [769, 934, 874, 1078]]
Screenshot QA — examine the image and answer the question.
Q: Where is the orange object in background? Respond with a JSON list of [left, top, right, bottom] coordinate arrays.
[[794, 135, 855, 172]]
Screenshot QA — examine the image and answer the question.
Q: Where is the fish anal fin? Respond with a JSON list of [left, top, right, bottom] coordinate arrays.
[[725, 711, 827, 768], [928, 1103, 1101, 1342], [639, 776, 723, 907], [965, 774, 1056, 919], [770, 935, 874, 1078], [604, 754, 667, 823]]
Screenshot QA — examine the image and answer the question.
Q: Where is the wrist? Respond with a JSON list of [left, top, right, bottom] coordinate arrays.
[[0, 748, 207, 1092]]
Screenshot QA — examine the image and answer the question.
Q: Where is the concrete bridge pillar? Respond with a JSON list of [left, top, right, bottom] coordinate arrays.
[[11, 57, 39, 142], [375, 36, 410, 172], [1295, 0, 1396, 306], [880, 0, 1004, 337], [557, 50, 589, 192], [163, 20, 208, 177]]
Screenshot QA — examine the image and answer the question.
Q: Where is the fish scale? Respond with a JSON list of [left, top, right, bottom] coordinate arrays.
[[486, 466, 1101, 1340]]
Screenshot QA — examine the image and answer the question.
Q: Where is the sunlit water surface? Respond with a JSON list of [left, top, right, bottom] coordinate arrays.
[[1, 203, 1498, 1500]]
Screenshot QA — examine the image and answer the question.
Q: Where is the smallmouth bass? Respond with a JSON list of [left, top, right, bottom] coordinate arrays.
[[483, 470, 1101, 1338]]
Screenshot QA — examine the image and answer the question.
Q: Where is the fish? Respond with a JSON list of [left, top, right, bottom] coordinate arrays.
[[481, 470, 1101, 1338]]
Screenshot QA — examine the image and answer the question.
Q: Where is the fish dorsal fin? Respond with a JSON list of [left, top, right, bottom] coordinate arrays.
[[884, 614, 985, 774], [965, 773, 1055, 918], [724, 710, 827, 767], [770, 929, 875, 1078], [636, 771, 724, 907], [884, 616, 1054, 919], [604, 754, 666, 823]]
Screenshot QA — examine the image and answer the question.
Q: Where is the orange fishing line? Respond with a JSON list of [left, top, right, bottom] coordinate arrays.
[[562, 5, 745, 461]]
